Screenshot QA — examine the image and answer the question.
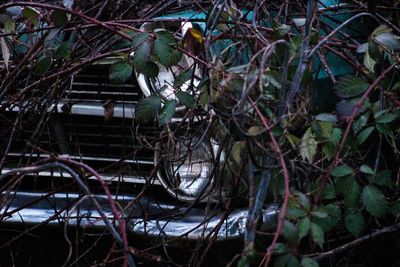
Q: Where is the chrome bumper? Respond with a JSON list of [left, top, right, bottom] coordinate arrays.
[[0, 191, 278, 240]]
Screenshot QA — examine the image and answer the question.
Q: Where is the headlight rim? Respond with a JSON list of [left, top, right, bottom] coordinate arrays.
[[154, 131, 221, 202]]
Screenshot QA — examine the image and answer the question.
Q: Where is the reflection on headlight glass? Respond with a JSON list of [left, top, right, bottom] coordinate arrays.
[[152, 59, 200, 101], [166, 138, 213, 197]]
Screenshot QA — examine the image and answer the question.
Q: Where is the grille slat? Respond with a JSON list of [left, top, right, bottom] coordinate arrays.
[[1, 63, 159, 184], [66, 64, 142, 104]]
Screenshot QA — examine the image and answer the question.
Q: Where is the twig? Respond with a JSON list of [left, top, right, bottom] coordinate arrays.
[[281, 0, 317, 116], [248, 98, 292, 267], [315, 59, 400, 203], [308, 12, 379, 58], [62, 195, 90, 267], [0, 2, 133, 40], [304, 222, 400, 261], [0, 162, 136, 267], [57, 158, 134, 267]]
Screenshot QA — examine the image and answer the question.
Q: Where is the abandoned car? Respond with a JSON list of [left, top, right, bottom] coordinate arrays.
[[0, 2, 384, 263], [0, 5, 283, 242]]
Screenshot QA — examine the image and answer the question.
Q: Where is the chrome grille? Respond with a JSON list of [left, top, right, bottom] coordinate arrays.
[[1, 63, 158, 184], [67, 64, 142, 105]]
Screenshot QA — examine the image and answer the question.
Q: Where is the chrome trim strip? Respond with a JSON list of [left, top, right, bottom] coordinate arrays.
[[0, 168, 158, 184], [63, 102, 135, 118], [4, 101, 136, 118], [3, 101, 203, 122], [71, 82, 137, 88], [60, 99, 137, 104], [0, 191, 278, 240], [6, 153, 154, 165], [68, 90, 138, 95]]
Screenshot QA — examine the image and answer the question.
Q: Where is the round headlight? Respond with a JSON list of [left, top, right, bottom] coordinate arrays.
[[156, 134, 220, 202]]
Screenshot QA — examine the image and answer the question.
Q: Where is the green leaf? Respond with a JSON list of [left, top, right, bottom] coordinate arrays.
[[109, 61, 133, 84], [375, 113, 397, 123], [300, 128, 317, 163], [214, 10, 230, 31], [362, 186, 388, 218], [312, 121, 333, 140], [360, 165, 375, 175], [283, 220, 299, 246], [287, 208, 307, 219], [314, 113, 337, 123], [353, 112, 370, 133], [313, 204, 340, 232], [331, 165, 353, 177], [375, 32, 400, 50], [170, 50, 183, 67], [310, 29, 319, 45], [23, 7, 39, 26], [274, 23, 291, 38], [237, 256, 249, 267], [368, 41, 381, 61], [376, 123, 391, 135], [264, 73, 282, 89], [4, 16, 15, 33], [287, 196, 308, 219], [310, 223, 324, 247], [50, 10, 68, 27], [322, 128, 342, 160], [364, 51, 376, 73], [132, 32, 150, 48], [294, 192, 311, 210], [311, 210, 328, 219], [373, 110, 386, 119], [135, 95, 161, 123], [176, 91, 196, 108], [174, 69, 193, 88], [274, 254, 290, 267], [345, 210, 365, 236], [372, 25, 392, 36], [298, 217, 310, 240], [55, 42, 70, 59], [133, 37, 153, 74], [393, 81, 400, 91], [334, 76, 368, 98], [321, 183, 336, 200], [231, 141, 246, 166], [356, 126, 374, 145], [375, 170, 393, 187], [344, 180, 360, 208], [35, 56, 52, 76], [389, 202, 400, 216], [158, 100, 176, 126], [226, 77, 245, 93], [287, 255, 300, 267], [335, 175, 353, 194], [154, 31, 182, 67], [141, 61, 159, 78], [301, 258, 319, 267], [248, 126, 265, 137], [274, 243, 290, 255], [289, 35, 302, 58]]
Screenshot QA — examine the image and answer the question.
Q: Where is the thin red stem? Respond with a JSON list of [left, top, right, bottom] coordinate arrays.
[[248, 98, 292, 267]]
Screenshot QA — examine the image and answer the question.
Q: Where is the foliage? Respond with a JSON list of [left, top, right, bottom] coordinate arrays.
[[1, 0, 400, 266]]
